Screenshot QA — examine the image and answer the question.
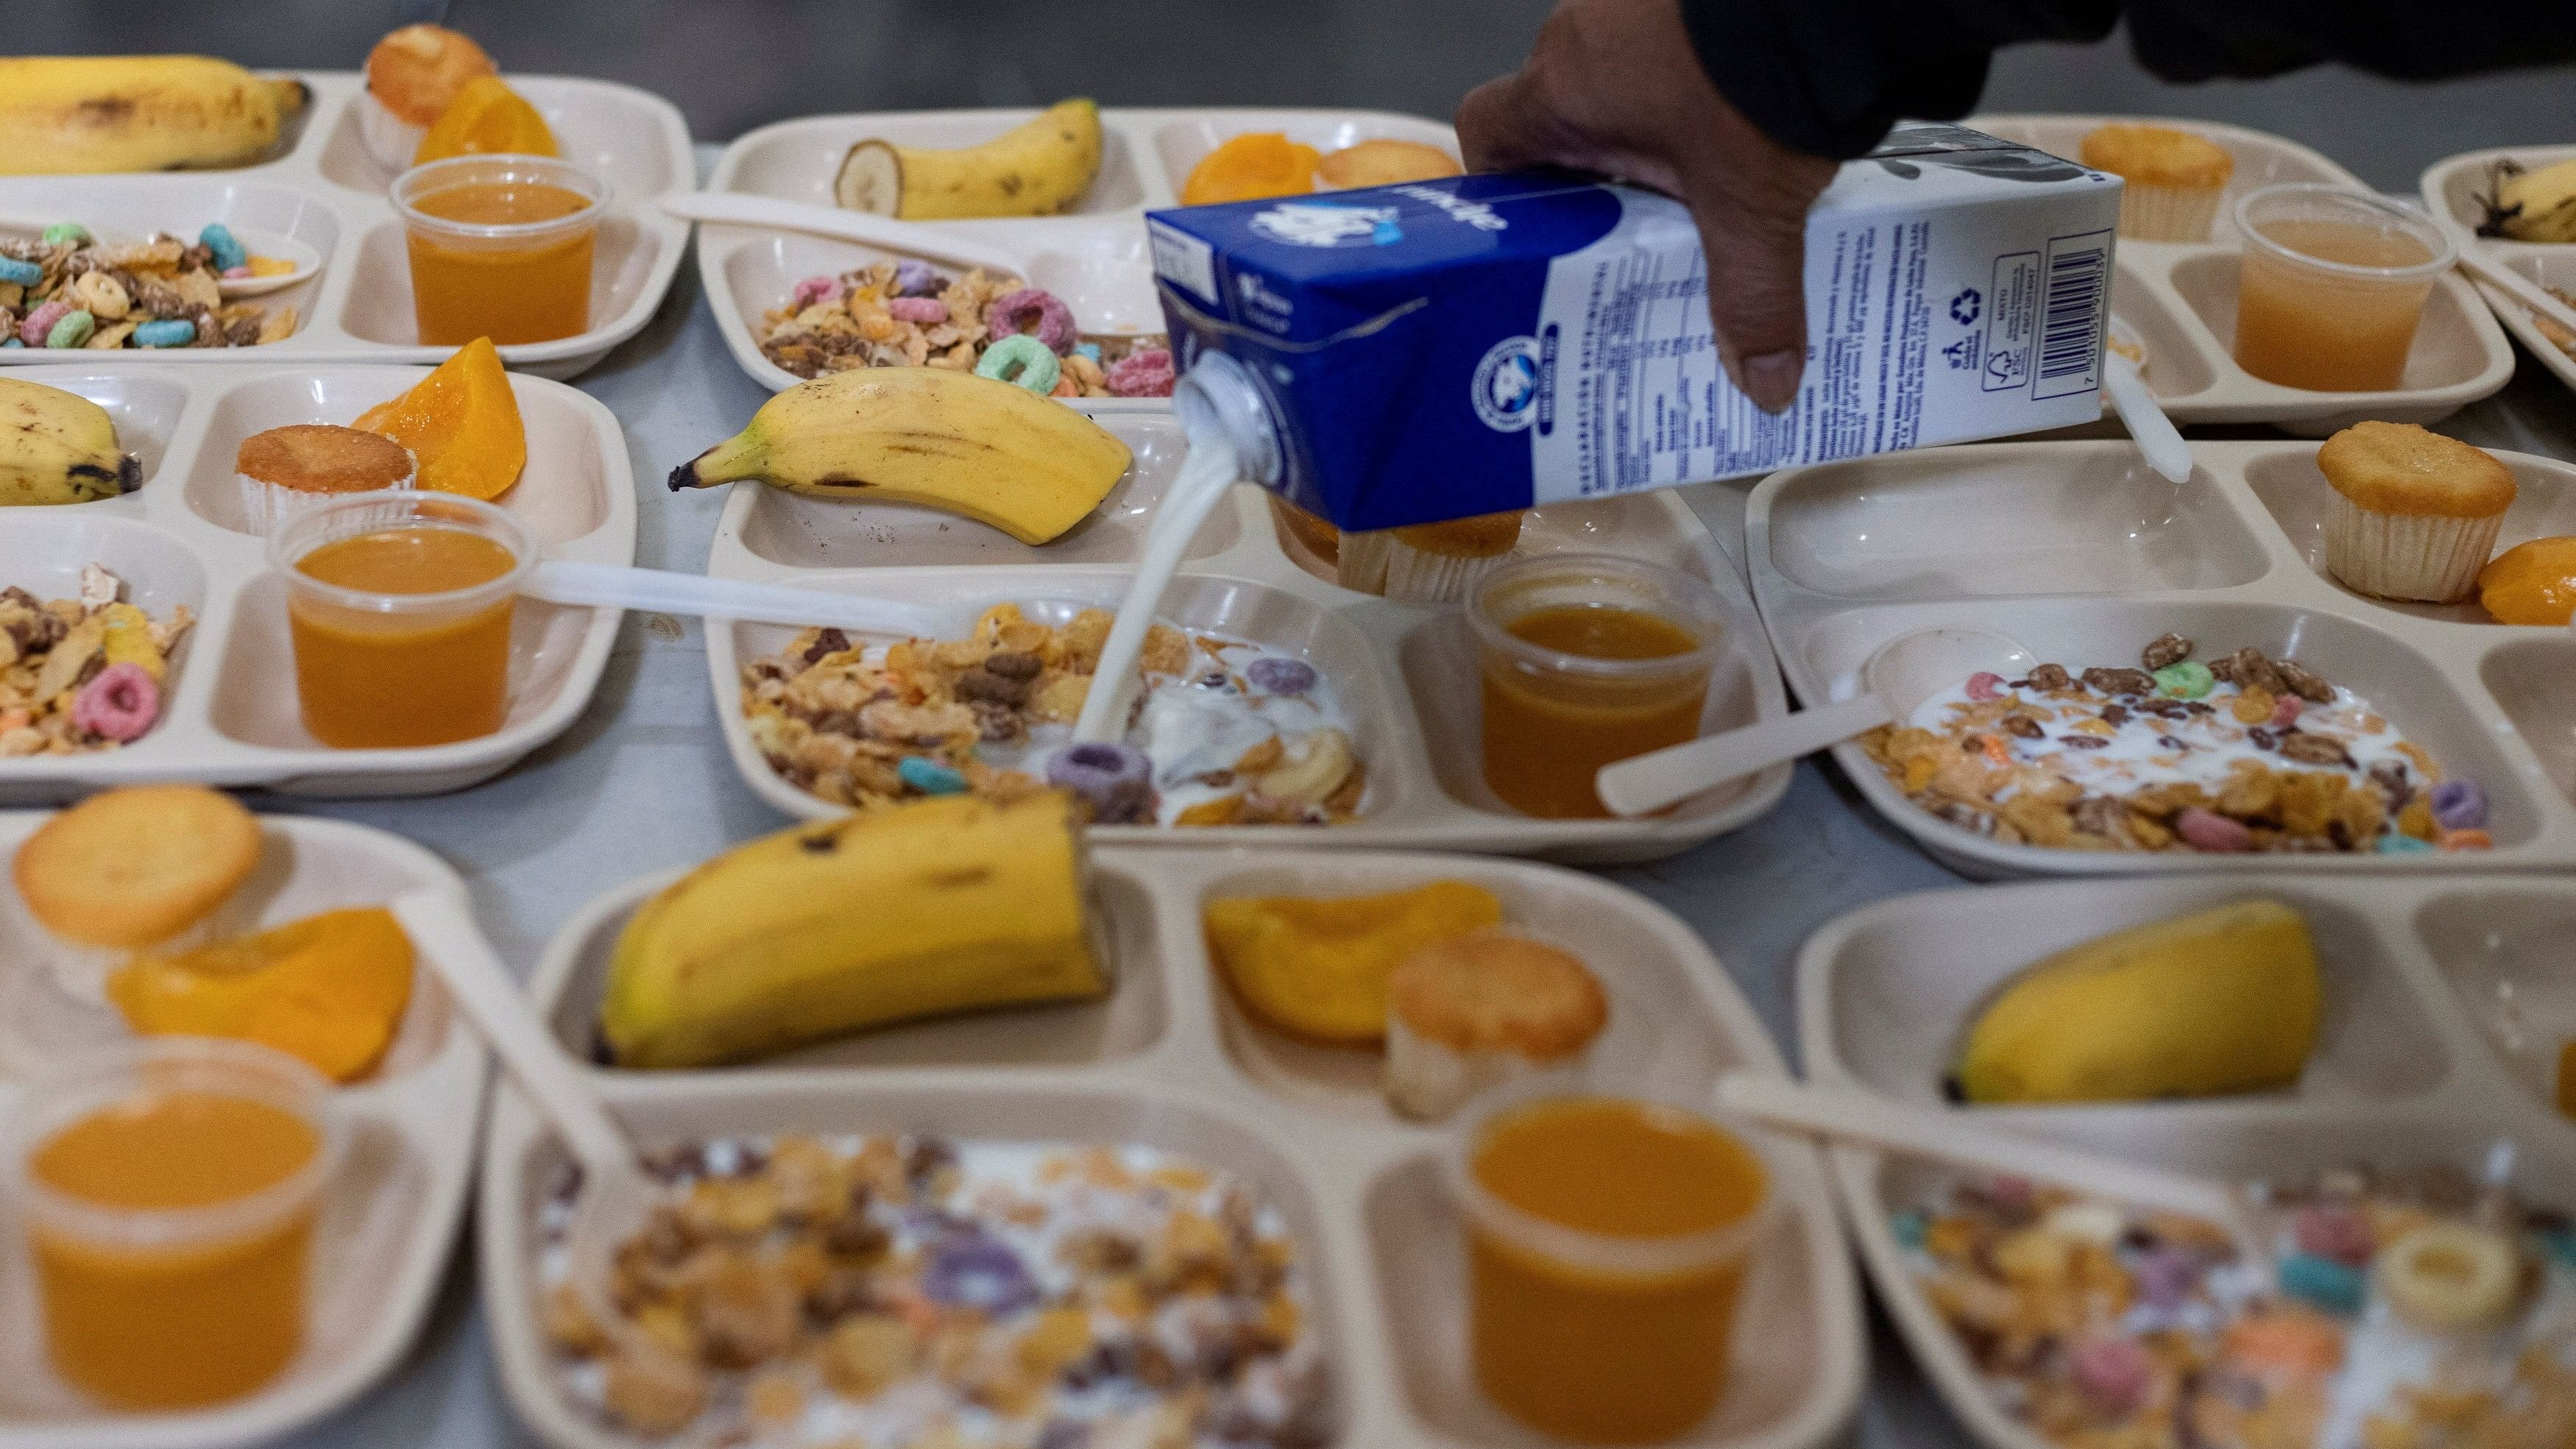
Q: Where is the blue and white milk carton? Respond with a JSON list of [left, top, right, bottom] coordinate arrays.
[[1152, 124, 2122, 531]]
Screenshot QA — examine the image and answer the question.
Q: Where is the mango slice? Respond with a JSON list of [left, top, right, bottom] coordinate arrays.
[[1182, 133, 1322, 207], [414, 76, 559, 163], [108, 907, 417, 1083], [355, 336, 527, 500]]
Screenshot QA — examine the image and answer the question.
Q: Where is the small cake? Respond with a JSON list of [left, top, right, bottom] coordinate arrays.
[[361, 24, 498, 172], [2080, 124, 2234, 242], [236, 424, 415, 534], [2477, 535, 2576, 625], [2316, 422, 2516, 603], [13, 784, 261, 952], [1384, 929, 1608, 1119], [1341, 510, 1526, 602], [1317, 140, 1462, 191]]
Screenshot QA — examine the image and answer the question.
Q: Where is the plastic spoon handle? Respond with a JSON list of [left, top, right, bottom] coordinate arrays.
[[2103, 350, 2193, 485], [1716, 1072, 2249, 1230], [389, 893, 638, 1186], [658, 193, 1027, 277], [525, 560, 958, 638], [1596, 695, 1893, 818], [2449, 239, 2576, 339]]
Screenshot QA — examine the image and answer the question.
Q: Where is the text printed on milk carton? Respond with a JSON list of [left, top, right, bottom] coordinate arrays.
[[1153, 124, 2123, 532]]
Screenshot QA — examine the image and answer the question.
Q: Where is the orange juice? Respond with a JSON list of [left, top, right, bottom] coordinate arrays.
[[1465, 1095, 1770, 1443], [288, 525, 519, 748], [2234, 219, 2439, 391], [31, 1089, 321, 1408], [1481, 604, 1712, 818], [405, 180, 594, 344]]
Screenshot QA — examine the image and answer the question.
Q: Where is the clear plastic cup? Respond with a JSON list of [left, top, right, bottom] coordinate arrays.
[[1468, 553, 1730, 819], [391, 153, 608, 345], [270, 490, 536, 750], [7, 1037, 342, 1409], [2232, 184, 2457, 392], [1446, 1076, 1778, 1443]]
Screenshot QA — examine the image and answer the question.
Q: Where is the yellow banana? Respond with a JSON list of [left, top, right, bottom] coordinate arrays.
[[2497, 157, 2576, 244], [669, 365, 1133, 545], [0, 57, 308, 174], [599, 792, 1108, 1069], [1952, 899, 2319, 1104], [0, 377, 141, 506], [834, 99, 1103, 219]]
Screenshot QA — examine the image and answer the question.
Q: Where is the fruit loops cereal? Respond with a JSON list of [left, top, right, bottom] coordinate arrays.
[[0, 222, 293, 351], [740, 603, 1366, 826], [0, 564, 192, 756], [1897, 1166, 2576, 1449], [539, 1133, 1328, 1448], [757, 259, 1172, 397], [1860, 634, 2488, 854]]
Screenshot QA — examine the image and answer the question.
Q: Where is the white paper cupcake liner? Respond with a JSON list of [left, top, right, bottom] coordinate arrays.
[[238, 468, 416, 538], [1381, 542, 1515, 605], [2324, 493, 2503, 603], [1334, 529, 1394, 595], [358, 92, 430, 174], [2117, 183, 2226, 244]]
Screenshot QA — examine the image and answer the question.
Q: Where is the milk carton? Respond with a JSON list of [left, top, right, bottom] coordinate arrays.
[[1151, 124, 2122, 531]]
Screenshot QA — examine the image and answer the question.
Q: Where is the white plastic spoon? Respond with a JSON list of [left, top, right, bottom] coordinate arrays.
[[2444, 230, 2576, 342], [523, 559, 972, 638], [2104, 348, 2193, 484], [660, 193, 1164, 336], [1595, 625, 2036, 818], [389, 893, 668, 1354], [1715, 1071, 2265, 1250]]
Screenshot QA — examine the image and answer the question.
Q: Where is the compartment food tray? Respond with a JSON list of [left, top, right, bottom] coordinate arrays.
[[0, 364, 635, 802], [698, 107, 1460, 404], [700, 406, 1792, 863], [1746, 437, 2576, 877], [0, 72, 693, 380], [2421, 144, 2576, 398], [1970, 114, 2513, 433], [1795, 872, 2576, 1449], [481, 846, 1865, 1449], [0, 809, 490, 1449]]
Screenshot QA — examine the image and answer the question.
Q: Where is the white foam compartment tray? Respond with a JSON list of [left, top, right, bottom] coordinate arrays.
[[2421, 144, 2576, 398], [1972, 114, 2513, 433], [0, 809, 490, 1449], [700, 407, 1791, 862], [0, 73, 692, 380], [481, 846, 1864, 1449], [0, 364, 635, 801], [697, 107, 1460, 403], [1796, 872, 2576, 1449], [1746, 438, 2576, 877]]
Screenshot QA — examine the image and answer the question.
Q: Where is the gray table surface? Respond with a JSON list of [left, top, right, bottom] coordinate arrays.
[[253, 152, 2576, 1449]]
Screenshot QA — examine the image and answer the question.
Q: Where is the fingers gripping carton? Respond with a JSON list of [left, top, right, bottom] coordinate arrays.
[[1153, 124, 2123, 531]]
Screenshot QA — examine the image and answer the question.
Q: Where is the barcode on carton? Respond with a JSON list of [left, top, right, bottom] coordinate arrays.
[[2033, 230, 2112, 400], [1149, 219, 1218, 305]]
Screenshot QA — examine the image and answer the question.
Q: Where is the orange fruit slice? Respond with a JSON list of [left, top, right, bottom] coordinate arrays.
[[2476, 535, 2576, 625], [355, 336, 527, 500], [414, 75, 559, 164], [1182, 132, 1322, 206]]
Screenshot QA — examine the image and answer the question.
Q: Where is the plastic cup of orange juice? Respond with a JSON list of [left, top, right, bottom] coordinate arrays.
[[1468, 553, 1729, 819], [271, 490, 535, 750], [1447, 1077, 1778, 1444], [7, 1036, 342, 1410], [391, 153, 607, 346], [2232, 183, 2455, 392]]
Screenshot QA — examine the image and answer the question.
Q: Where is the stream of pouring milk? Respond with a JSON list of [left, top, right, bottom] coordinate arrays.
[[1069, 431, 1242, 743]]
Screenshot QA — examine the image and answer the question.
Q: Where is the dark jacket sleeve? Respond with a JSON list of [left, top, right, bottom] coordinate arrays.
[[1681, 0, 2576, 159]]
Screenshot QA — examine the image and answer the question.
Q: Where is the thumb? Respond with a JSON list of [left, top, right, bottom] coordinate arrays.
[[1683, 173, 1818, 414]]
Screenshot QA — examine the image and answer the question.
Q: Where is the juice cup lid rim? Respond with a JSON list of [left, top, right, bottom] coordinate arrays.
[[5, 1036, 345, 1249], [391, 153, 612, 241], [2232, 183, 2458, 280], [1467, 552, 1731, 679], [1442, 1077, 1783, 1278], [269, 489, 539, 614]]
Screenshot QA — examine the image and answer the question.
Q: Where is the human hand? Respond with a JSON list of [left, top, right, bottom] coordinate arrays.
[[1457, 0, 1838, 412]]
